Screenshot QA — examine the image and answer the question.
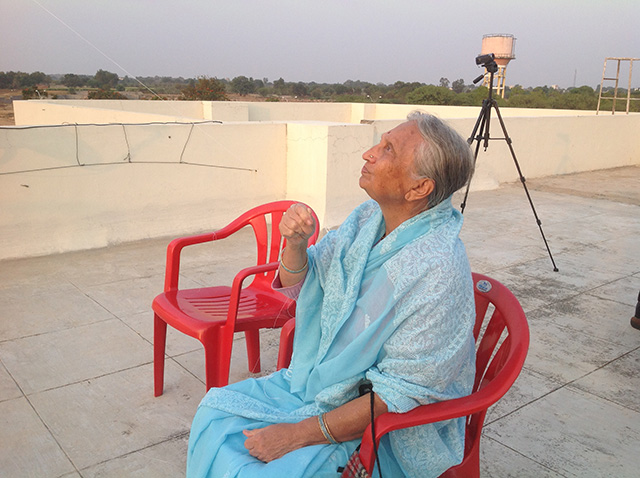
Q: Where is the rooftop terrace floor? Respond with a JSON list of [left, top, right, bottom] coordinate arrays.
[[1, 166, 639, 477]]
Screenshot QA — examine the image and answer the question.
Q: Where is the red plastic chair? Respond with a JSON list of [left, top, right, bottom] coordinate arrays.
[[277, 272, 529, 477], [153, 200, 319, 397]]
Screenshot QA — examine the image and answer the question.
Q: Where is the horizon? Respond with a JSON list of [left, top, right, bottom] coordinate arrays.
[[2, 70, 617, 92], [2, 1, 639, 90]]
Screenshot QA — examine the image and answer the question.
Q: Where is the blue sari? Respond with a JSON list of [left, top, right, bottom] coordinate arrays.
[[187, 198, 476, 478]]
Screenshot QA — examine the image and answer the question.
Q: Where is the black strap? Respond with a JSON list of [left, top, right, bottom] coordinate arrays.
[[359, 381, 383, 478], [369, 388, 383, 478]]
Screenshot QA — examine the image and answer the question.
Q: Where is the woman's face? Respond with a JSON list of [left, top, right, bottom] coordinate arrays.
[[359, 121, 424, 207]]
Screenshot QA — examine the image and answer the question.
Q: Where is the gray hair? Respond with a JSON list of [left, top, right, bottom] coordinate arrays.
[[407, 111, 475, 209]]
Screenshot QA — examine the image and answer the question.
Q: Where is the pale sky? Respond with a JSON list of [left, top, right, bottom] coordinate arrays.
[[2, 0, 639, 89]]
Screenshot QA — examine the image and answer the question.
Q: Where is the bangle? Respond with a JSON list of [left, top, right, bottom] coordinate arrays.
[[318, 413, 339, 444], [280, 250, 309, 274]]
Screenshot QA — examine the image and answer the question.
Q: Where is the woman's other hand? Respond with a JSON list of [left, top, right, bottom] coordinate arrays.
[[243, 423, 307, 462]]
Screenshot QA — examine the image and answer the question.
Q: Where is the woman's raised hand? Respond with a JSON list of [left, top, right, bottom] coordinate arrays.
[[280, 203, 316, 248]]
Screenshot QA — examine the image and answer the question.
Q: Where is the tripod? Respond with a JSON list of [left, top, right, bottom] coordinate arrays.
[[460, 57, 559, 272]]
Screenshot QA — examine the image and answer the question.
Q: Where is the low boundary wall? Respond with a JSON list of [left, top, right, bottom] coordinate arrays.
[[2, 101, 639, 260]]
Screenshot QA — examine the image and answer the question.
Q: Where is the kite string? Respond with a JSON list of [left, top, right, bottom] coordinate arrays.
[[28, 0, 258, 172], [30, 0, 165, 100]]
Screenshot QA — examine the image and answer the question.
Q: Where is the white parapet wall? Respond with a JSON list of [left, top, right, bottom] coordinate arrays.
[[0, 121, 288, 259], [13, 99, 207, 125], [13, 99, 598, 126], [2, 100, 639, 260], [285, 122, 372, 228], [362, 103, 598, 120]]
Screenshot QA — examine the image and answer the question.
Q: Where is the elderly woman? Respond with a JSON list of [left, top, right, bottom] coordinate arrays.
[[187, 112, 476, 478]]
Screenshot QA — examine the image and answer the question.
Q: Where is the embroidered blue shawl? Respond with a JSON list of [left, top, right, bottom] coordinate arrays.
[[187, 198, 475, 478]]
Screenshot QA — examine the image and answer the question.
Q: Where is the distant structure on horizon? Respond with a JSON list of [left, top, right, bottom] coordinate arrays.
[[480, 33, 516, 98]]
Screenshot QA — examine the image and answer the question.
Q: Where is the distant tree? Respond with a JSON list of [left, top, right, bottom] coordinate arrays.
[[333, 83, 350, 95], [363, 83, 383, 98], [451, 78, 465, 94], [179, 76, 228, 101], [62, 73, 86, 88], [534, 86, 553, 94], [344, 79, 372, 92], [389, 81, 424, 103], [449, 85, 492, 106], [551, 85, 597, 110], [506, 88, 548, 108], [439, 77, 450, 89], [291, 82, 309, 97], [32, 71, 50, 86], [571, 85, 595, 95], [252, 78, 265, 90], [230, 76, 256, 95], [0, 71, 31, 89], [118, 76, 136, 88], [0, 71, 49, 89], [507, 85, 525, 97], [322, 85, 335, 96], [88, 89, 126, 99], [13, 72, 32, 88], [0, 71, 14, 88], [257, 87, 271, 97], [93, 69, 119, 89], [406, 85, 454, 105], [273, 77, 286, 94]]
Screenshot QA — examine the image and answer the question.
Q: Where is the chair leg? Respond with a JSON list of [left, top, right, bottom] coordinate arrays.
[[245, 329, 261, 373], [204, 333, 233, 390], [154, 313, 167, 397]]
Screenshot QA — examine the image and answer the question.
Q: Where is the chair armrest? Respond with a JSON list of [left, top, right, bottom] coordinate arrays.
[[164, 233, 215, 291], [358, 383, 507, 473], [224, 262, 280, 327], [163, 219, 256, 291]]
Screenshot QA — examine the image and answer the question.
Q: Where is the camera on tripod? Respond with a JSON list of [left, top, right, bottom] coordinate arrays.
[[475, 53, 498, 73], [475, 53, 494, 65]]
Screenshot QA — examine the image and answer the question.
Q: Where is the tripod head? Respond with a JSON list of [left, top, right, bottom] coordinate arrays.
[[476, 53, 498, 71], [473, 53, 498, 85]]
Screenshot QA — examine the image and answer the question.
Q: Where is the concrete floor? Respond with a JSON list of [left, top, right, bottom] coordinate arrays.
[[0, 165, 638, 478]]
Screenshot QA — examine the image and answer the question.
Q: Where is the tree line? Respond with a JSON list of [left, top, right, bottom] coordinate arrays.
[[2, 69, 638, 112]]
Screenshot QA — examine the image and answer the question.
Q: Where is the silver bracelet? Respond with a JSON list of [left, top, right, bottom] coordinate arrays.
[[280, 250, 309, 274]]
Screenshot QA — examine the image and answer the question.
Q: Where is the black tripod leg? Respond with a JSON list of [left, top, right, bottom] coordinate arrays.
[[492, 104, 559, 271], [461, 103, 490, 213], [466, 99, 489, 146]]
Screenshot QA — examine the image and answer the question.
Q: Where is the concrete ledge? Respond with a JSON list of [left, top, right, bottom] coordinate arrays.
[[1, 101, 639, 260]]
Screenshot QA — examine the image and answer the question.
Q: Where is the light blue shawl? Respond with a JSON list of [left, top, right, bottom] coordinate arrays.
[[187, 198, 475, 478]]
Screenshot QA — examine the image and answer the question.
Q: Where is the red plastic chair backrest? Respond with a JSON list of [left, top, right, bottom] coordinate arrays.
[[279, 272, 528, 477], [212, 200, 320, 288], [462, 272, 530, 460]]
